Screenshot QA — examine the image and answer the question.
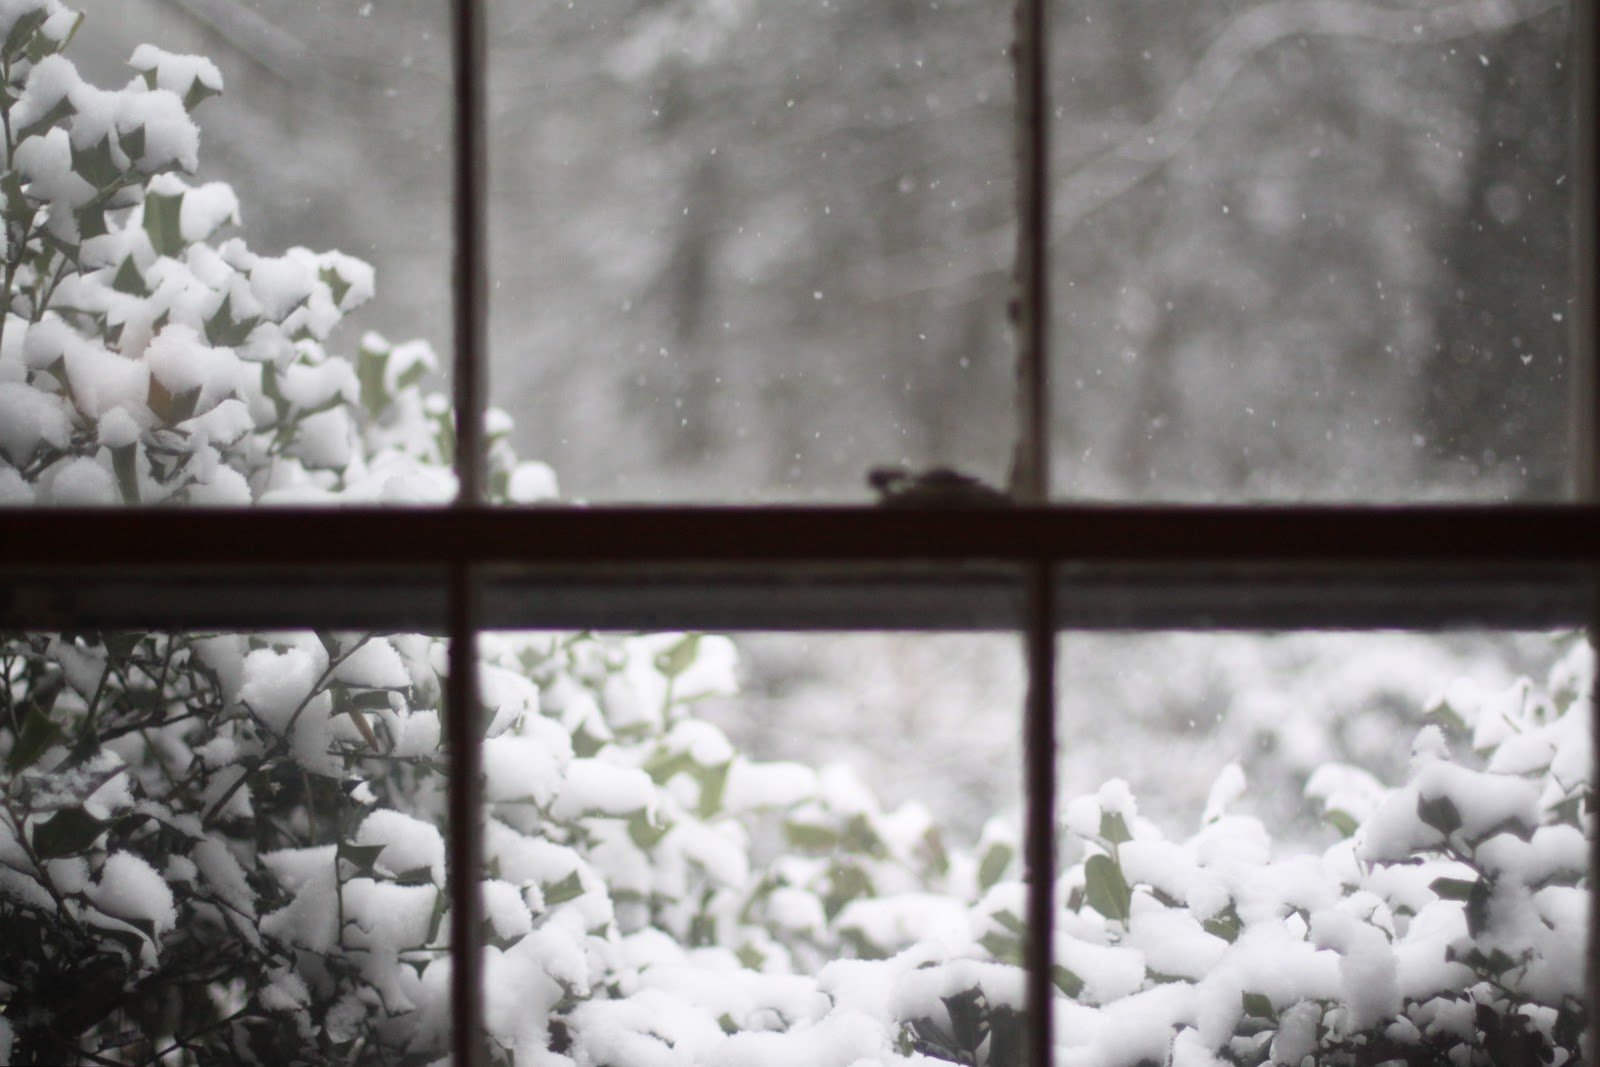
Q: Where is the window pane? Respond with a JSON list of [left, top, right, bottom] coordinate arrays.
[[5, 2, 453, 507], [1054, 630, 1593, 1061], [477, 630, 1029, 1062], [1051, 2, 1576, 501], [0, 629, 457, 1062], [487, 3, 1016, 503]]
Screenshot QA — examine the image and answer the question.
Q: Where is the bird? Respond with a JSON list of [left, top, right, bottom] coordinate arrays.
[[867, 465, 1012, 507]]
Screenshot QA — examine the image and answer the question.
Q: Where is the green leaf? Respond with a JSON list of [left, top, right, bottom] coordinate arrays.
[[31, 807, 106, 859], [101, 631, 145, 662], [111, 256, 147, 297], [542, 870, 584, 907], [985, 1005, 1026, 1066], [425, 885, 448, 942], [570, 724, 605, 759], [942, 989, 985, 1053], [205, 292, 260, 347], [1201, 907, 1239, 943], [119, 124, 145, 167], [3, 8, 49, 60], [1417, 794, 1463, 838], [626, 810, 668, 850], [70, 135, 122, 190], [143, 189, 184, 256], [1241, 991, 1275, 1019], [1083, 853, 1131, 924], [319, 266, 352, 308], [8, 702, 62, 771], [336, 841, 387, 878], [977, 841, 1012, 891], [15, 94, 73, 143], [1099, 810, 1131, 845], [696, 761, 729, 818], [654, 635, 700, 680], [842, 813, 887, 858], [1051, 964, 1084, 998], [823, 862, 872, 921], [108, 442, 140, 504], [349, 689, 394, 711], [393, 864, 433, 887], [184, 78, 220, 111], [356, 337, 391, 414], [978, 931, 1023, 966], [784, 821, 838, 852], [1323, 808, 1358, 838], [1430, 876, 1477, 902]]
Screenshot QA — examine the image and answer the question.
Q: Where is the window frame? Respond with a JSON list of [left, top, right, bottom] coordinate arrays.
[[0, 1, 1596, 1065]]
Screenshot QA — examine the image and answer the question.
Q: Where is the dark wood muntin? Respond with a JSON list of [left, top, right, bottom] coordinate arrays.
[[4, 504, 1600, 567]]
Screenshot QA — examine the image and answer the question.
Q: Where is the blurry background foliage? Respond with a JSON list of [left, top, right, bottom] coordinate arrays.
[[75, 0, 1573, 501]]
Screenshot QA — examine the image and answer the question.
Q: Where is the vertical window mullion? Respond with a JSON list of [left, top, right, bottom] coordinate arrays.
[[1574, 0, 1600, 1056], [1012, 0, 1051, 503], [1024, 561, 1057, 1067], [450, 0, 489, 1063]]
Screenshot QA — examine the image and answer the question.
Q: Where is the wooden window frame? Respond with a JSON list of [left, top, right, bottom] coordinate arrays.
[[0, 1, 1596, 1064]]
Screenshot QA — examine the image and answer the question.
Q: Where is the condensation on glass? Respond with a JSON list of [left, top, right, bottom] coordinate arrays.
[[0, 629, 455, 1062], [1050, 2, 1576, 501], [485, 2, 1017, 502], [1053, 629, 1593, 1061]]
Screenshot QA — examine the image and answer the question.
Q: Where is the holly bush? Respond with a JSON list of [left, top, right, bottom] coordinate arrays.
[[0, 5, 1590, 1065]]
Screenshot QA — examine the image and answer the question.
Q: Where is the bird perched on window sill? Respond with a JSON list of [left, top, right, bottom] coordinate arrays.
[[868, 465, 1012, 507]]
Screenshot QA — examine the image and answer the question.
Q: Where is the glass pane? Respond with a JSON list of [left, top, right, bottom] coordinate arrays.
[[488, 3, 1016, 503], [477, 630, 1029, 1062], [3, 2, 453, 507], [1051, 2, 1576, 501], [1054, 630, 1593, 1062], [0, 629, 456, 1062]]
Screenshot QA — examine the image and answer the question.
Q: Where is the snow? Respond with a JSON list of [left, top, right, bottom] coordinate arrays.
[[128, 44, 224, 99], [238, 645, 321, 733], [1058, 934, 1146, 1005], [61, 335, 151, 420], [249, 257, 315, 321], [291, 405, 354, 468], [332, 637, 412, 689], [260, 846, 339, 952], [10, 54, 78, 136], [0, 465, 35, 504], [96, 404, 144, 447], [724, 758, 818, 811], [483, 878, 535, 940], [86, 851, 176, 936], [46, 455, 118, 504], [838, 893, 971, 953], [509, 460, 560, 502], [118, 87, 200, 172], [0, 381, 71, 465], [1309, 908, 1400, 1030], [551, 759, 657, 820], [258, 968, 310, 1016], [355, 808, 446, 885], [484, 729, 571, 807], [144, 323, 242, 413]]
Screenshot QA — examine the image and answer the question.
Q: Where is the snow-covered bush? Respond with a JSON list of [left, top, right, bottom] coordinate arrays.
[[0, 5, 1590, 1065]]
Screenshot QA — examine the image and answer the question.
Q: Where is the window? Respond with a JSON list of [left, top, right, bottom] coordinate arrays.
[[0, 2, 1595, 1066]]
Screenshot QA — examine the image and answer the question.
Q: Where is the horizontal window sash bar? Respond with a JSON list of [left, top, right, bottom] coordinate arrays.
[[3, 505, 1600, 567], [1, 561, 1588, 632]]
